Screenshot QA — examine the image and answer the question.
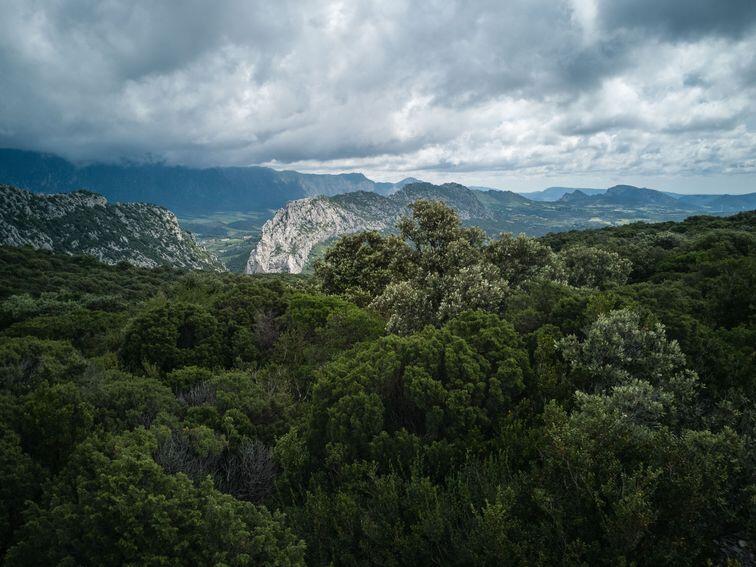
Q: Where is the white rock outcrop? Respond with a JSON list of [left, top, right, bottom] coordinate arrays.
[[245, 183, 489, 274], [246, 196, 396, 274]]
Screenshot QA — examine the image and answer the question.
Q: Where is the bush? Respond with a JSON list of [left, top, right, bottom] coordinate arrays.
[[120, 302, 223, 373]]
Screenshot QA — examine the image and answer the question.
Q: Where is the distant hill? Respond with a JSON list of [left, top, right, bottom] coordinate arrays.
[[521, 184, 756, 211], [0, 148, 420, 214], [557, 185, 684, 208], [245, 181, 756, 274], [678, 192, 756, 212], [518, 187, 608, 201], [558, 189, 594, 204], [601, 185, 683, 207], [0, 184, 223, 270], [554, 184, 756, 213]]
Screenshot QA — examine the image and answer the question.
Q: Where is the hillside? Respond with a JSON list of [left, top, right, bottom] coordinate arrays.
[[246, 181, 756, 273], [0, 209, 752, 565], [0, 184, 223, 270]]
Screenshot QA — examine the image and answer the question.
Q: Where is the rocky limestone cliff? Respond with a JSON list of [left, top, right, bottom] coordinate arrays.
[[245, 193, 401, 273], [0, 184, 224, 271], [245, 183, 488, 274]]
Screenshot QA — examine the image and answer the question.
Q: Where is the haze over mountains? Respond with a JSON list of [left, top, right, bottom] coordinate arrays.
[[0, 149, 417, 214]]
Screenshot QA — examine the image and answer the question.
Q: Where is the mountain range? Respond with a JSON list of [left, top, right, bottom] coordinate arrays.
[[0, 148, 419, 214], [246, 182, 756, 274], [3, 148, 754, 215], [0, 184, 223, 270], [507, 186, 608, 200], [1, 148, 754, 273]]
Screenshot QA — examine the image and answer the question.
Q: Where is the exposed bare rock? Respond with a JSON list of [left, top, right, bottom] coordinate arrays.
[[246, 183, 487, 274], [0, 184, 224, 271], [246, 193, 400, 274]]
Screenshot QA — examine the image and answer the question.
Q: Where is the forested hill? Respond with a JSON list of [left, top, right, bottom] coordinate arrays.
[[0, 208, 753, 565]]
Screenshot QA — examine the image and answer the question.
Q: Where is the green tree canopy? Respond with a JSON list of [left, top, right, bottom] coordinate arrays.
[[119, 302, 223, 373], [5, 430, 305, 566]]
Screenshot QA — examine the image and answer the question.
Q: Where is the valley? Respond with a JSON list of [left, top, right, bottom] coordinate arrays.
[[1, 149, 754, 274], [176, 211, 268, 272]]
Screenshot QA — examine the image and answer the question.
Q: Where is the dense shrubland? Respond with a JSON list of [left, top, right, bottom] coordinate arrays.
[[0, 205, 753, 565]]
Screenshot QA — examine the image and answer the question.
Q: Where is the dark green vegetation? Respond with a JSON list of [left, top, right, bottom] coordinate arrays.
[[178, 211, 269, 272], [0, 206, 753, 565]]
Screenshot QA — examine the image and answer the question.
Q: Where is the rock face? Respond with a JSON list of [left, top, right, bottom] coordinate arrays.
[[245, 183, 485, 274], [246, 193, 401, 273], [0, 184, 224, 271]]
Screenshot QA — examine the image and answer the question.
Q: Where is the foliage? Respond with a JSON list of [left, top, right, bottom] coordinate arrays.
[[485, 232, 563, 287], [0, 208, 753, 564], [0, 337, 87, 394], [289, 313, 529, 483], [315, 231, 410, 306], [560, 245, 632, 288], [119, 302, 223, 373], [4, 431, 305, 566], [319, 201, 640, 334]]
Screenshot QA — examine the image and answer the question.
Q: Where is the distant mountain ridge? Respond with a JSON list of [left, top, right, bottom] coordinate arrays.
[[0, 184, 223, 270], [0, 148, 417, 214], [2, 148, 753, 216], [556, 185, 677, 206], [553, 184, 756, 212], [519, 187, 608, 201], [520, 185, 756, 210], [246, 181, 756, 274]]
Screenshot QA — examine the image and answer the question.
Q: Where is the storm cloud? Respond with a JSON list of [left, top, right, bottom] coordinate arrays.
[[0, 0, 754, 191]]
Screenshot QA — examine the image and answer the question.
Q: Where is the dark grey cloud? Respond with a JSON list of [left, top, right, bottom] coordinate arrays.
[[598, 0, 756, 40], [0, 0, 754, 191]]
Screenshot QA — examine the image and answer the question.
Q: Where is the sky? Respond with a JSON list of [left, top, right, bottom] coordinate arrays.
[[1, 0, 755, 194]]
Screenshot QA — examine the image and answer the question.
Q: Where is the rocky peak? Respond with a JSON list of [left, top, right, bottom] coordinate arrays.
[[245, 182, 491, 274], [246, 195, 398, 274]]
